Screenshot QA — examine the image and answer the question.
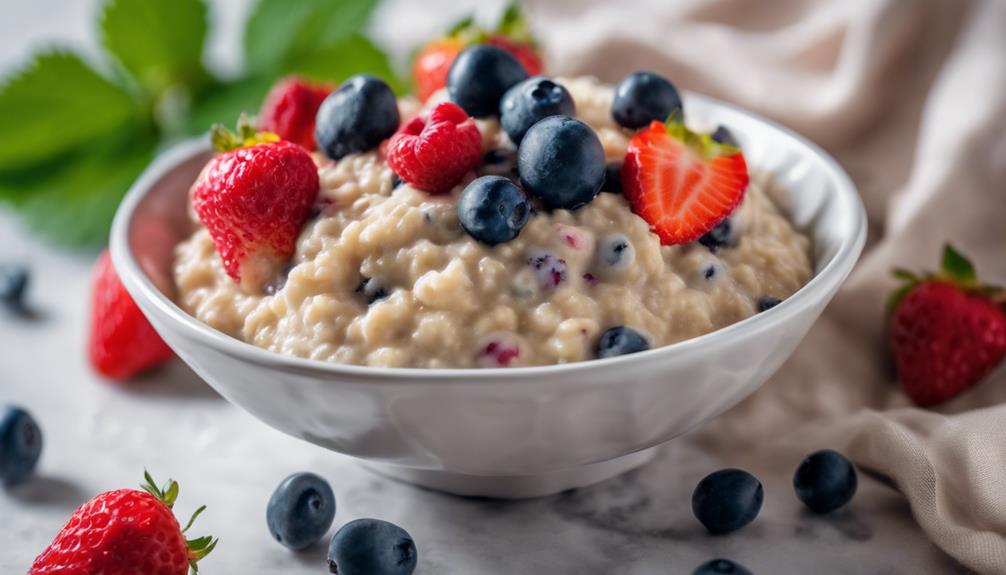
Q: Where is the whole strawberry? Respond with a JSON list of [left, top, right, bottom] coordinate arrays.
[[386, 102, 482, 194], [412, 3, 543, 101], [192, 118, 319, 292], [29, 471, 216, 575], [89, 249, 173, 380], [258, 76, 331, 150], [890, 245, 1006, 406]]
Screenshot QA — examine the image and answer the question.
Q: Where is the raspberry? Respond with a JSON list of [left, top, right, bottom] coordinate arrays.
[[386, 102, 482, 194]]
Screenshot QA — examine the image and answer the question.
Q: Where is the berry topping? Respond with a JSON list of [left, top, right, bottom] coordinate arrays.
[[517, 115, 605, 210], [889, 245, 1006, 406], [602, 162, 622, 194], [477, 337, 522, 367], [0, 264, 29, 312], [392, 174, 404, 189], [386, 102, 482, 194], [327, 518, 417, 575], [711, 125, 740, 148], [192, 120, 320, 292], [756, 296, 782, 312], [0, 404, 42, 486], [458, 176, 531, 245], [622, 116, 748, 245], [413, 36, 464, 102], [596, 326, 650, 358], [315, 75, 400, 160], [691, 468, 763, 534], [89, 249, 173, 380], [527, 250, 567, 289], [267, 472, 337, 550], [258, 76, 331, 150], [793, 450, 858, 514], [357, 277, 390, 304], [500, 76, 575, 144], [693, 558, 754, 575], [698, 218, 734, 253], [483, 148, 512, 165], [447, 44, 528, 118], [597, 233, 635, 272], [29, 471, 216, 575], [612, 71, 683, 129]]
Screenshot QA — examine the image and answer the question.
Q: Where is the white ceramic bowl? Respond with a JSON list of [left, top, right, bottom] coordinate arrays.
[[110, 93, 866, 498]]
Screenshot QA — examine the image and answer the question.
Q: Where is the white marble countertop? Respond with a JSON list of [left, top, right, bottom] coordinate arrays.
[[0, 1, 971, 573]]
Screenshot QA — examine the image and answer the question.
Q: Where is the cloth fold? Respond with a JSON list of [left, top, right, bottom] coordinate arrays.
[[532, 0, 1006, 572]]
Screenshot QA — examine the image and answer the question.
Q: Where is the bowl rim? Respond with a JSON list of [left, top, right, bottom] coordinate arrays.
[[111, 91, 867, 384]]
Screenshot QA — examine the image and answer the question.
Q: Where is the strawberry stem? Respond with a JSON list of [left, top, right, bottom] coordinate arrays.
[[140, 471, 217, 574], [889, 243, 1004, 312], [661, 111, 741, 160], [210, 114, 280, 153]]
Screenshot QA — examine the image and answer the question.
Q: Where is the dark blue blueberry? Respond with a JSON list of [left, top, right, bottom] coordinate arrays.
[[517, 116, 605, 210], [793, 449, 858, 514], [693, 558, 754, 575], [611, 71, 683, 129], [266, 472, 336, 550], [757, 296, 782, 313], [392, 174, 403, 189], [692, 468, 763, 534], [447, 45, 528, 118], [0, 265, 29, 311], [328, 518, 417, 575], [603, 162, 622, 194], [703, 264, 718, 280], [711, 125, 740, 148], [0, 405, 43, 486], [458, 176, 531, 245], [482, 149, 512, 165], [598, 234, 634, 271], [357, 278, 390, 304], [698, 219, 734, 253], [500, 76, 576, 144], [596, 326, 650, 359], [316, 75, 400, 160]]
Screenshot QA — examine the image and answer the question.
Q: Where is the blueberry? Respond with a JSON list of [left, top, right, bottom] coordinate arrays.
[[518, 116, 605, 210], [328, 518, 417, 575], [693, 558, 754, 575], [392, 174, 403, 189], [703, 264, 718, 281], [316, 75, 400, 160], [757, 296, 782, 312], [458, 176, 531, 245], [598, 233, 634, 271], [447, 45, 528, 118], [793, 449, 858, 514], [602, 162, 622, 194], [266, 472, 336, 550], [0, 405, 43, 486], [698, 219, 733, 253], [527, 250, 568, 289], [483, 149, 511, 165], [500, 76, 576, 144], [612, 71, 683, 129], [0, 265, 29, 311], [711, 125, 740, 148], [692, 468, 763, 534], [357, 278, 390, 304], [596, 326, 650, 359]]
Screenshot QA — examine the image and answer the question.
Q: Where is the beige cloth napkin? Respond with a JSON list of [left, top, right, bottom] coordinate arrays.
[[529, 0, 1006, 572]]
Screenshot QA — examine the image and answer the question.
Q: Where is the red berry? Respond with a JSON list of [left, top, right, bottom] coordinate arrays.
[[191, 138, 319, 291], [89, 249, 173, 381], [258, 77, 331, 150], [891, 282, 1006, 406], [412, 37, 464, 102], [29, 473, 215, 575], [386, 102, 482, 194], [486, 35, 543, 76], [622, 120, 748, 245]]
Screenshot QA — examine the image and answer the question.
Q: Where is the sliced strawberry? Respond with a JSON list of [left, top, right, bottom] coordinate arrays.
[[622, 118, 748, 245]]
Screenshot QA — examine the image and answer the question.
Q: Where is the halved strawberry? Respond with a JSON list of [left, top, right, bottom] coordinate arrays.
[[622, 117, 748, 245]]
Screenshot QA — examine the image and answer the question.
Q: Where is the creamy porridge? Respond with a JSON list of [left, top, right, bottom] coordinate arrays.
[[174, 76, 812, 368]]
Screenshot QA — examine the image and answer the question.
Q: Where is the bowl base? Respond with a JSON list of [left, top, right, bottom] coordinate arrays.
[[361, 447, 659, 499]]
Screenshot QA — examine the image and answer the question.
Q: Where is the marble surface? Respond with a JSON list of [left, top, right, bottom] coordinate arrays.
[[0, 1, 971, 573]]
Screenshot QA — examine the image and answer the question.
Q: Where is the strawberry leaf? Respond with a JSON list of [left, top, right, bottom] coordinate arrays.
[[496, 2, 533, 44], [940, 244, 977, 284]]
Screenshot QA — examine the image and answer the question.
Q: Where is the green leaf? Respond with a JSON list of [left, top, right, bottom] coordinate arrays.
[[100, 0, 210, 97], [243, 0, 379, 73], [0, 124, 156, 247], [892, 268, 919, 282], [0, 52, 140, 172], [496, 2, 532, 43], [289, 34, 404, 93], [186, 76, 276, 135], [940, 244, 976, 284]]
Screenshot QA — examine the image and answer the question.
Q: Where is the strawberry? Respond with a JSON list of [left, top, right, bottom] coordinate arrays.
[[192, 118, 319, 292], [412, 4, 543, 101], [89, 249, 173, 380], [29, 471, 216, 575], [889, 245, 1006, 406], [257, 76, 332, 150], [622, 116, 749, 245], [386, 102, 482, 194]]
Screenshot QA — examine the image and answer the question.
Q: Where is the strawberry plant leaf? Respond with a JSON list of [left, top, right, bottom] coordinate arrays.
[[289, 34, 404, 93], [0, 52, 140, 172], [100, 0, 211, 97], [941, 244, 976, 284]]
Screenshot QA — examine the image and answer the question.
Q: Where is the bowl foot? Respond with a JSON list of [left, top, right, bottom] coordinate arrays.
[[361, 447, 659, 499]]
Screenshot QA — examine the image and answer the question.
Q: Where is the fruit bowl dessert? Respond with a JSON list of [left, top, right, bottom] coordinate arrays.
[[111, 38, 864, 496]]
